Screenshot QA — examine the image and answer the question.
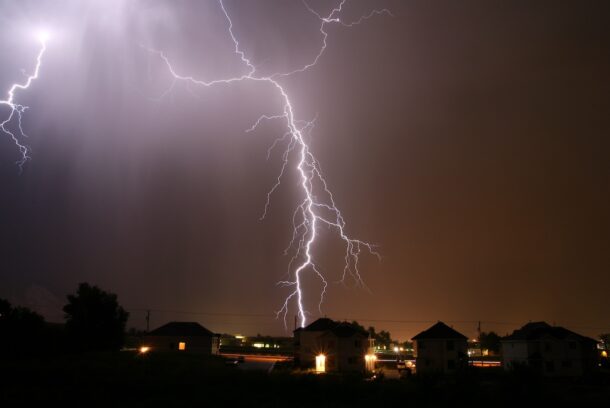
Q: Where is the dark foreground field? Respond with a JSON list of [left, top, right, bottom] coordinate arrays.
[[1, 352, 609, 407]]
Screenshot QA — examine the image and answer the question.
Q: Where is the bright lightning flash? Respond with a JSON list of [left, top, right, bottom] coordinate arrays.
[[37, 30, 50, 43], [149, 0, 389, 329], [0, 30, 48, 170]]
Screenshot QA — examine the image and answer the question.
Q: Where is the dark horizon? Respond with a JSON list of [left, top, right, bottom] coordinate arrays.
[[1, 0, 609, 341]]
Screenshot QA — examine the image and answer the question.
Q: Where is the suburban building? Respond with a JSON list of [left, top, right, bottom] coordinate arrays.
[[412, 321, 468, 374], [143, 321, 220, 354], [501, 321, 598, 376], [293, 318, 375, 372]]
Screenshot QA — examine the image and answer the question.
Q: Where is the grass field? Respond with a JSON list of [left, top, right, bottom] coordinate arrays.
[[1, 351, 609, 407]]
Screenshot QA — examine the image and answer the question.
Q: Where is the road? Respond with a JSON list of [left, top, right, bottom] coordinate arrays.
[[221, 353, 291, 372]]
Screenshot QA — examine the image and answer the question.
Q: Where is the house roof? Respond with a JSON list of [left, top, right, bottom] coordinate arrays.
[[294, 318, 368, 337], [299, 317, 338, 332], [502, 321, 597, 343], [148, 322, 216, 337], [329, 323, 368, 338], [412, 321, 468, 340]]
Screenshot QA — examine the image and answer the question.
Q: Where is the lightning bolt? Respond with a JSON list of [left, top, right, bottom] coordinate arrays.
[[146, 0, 390, 329], [0, 33, 48, 171]]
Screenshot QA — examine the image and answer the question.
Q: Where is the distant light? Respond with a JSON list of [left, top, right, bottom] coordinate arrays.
[[315, 354, 326, 373], [235, 335, 245, 340], [253, 342, 264, 348], [139, 346, 150, 354], [393, 346, 399, 352], [399, 347, 404, 352], [178, 342, 186, 351], [602, 350, 608, 358]]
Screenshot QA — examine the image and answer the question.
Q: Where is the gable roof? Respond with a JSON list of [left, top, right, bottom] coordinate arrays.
[[295, 318, 368, 337], [329, 323, 369, 338], [148, 322, 215, 337], [412, 321, 468, 340], [502, 321, 597, 343], [300, 318, 338, 332]]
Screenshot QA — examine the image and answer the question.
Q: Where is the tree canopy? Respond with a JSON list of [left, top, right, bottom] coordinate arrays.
[[350, 320, 394, 348], [478, 331, 501, 353], [0, 298, 46, 354], [63, 283, 129, 351]]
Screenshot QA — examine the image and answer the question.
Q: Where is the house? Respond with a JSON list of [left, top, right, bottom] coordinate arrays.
[[143, 321, 220, 354], [412, 321, 468, 374], [293, 318, 375, 372], [501, 321, 598, 376]]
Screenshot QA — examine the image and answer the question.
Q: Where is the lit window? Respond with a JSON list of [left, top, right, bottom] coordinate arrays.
[[179, 342, 186, 351], [315, 354, 326, 373], [365, 354, 377, 372]]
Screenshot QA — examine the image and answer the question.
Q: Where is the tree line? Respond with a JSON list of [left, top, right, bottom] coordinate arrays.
[[0, 283, 128, 355]]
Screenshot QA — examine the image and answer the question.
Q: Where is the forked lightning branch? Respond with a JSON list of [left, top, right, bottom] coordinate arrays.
[[0, 2, 390, 328]]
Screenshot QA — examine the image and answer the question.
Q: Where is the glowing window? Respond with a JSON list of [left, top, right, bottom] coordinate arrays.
[[365, 354, 377, 372], [178, 342, 186, 351], [315, 354, 326, 373]]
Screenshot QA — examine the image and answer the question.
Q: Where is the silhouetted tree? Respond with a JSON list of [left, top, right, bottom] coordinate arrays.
[[349, 321, 395, 348], [478, 331, 501, 354], [0, 298, 11, 320], [351, 321, 366, 332], [0, 298, 46, 354], [63, 283, 129, 351], [365, 325, 393, 348]]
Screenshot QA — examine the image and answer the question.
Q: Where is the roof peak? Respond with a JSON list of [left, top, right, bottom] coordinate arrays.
[[412, 321, 468, 340], [295, 317, 368, 336], [148, 321, 215, 337], [502, 321, 596, 342]]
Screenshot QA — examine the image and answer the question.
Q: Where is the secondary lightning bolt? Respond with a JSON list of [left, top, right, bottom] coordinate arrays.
[[147, 0, 388, 329], [0, 31, 48, 170]]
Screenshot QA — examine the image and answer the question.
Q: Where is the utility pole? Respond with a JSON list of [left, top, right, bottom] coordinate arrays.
[[146, 309, 150, 333], [477, 320, 482, 357]]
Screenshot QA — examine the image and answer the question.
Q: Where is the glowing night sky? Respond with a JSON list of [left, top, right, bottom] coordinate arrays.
[[0, 0, 609, 340]]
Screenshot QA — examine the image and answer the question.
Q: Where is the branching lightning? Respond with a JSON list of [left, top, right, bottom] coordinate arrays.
[[147, 0, 388, 329], [0, 31, 48, 170]]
